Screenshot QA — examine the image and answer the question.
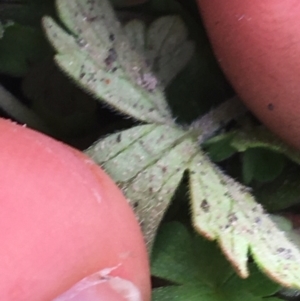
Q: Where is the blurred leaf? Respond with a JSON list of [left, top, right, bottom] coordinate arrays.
[[242, 148, 286, 184], [255, 168, 300, 212], [146, 0, 233, 123], [205, 126, 300, 184], [231, 126, 300, 165], [0, 22, 51, 76], [203, 132, 236, 162], [205, 126, 300, 166], [152, 222, 281, 301], [145, 16, 194, 87]]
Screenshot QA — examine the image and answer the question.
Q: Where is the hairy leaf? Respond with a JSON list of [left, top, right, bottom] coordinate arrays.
[[190, 155, 300, 286], [43, 0, 194, 124]]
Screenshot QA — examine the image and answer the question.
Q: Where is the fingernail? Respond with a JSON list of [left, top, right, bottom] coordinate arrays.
[[52, 269, 142, 301]]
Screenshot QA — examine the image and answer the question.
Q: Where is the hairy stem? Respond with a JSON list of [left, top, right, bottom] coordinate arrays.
[[190, 96, 247, 143]]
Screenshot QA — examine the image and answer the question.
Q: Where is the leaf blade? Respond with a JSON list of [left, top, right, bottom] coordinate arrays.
[[43, 0, 179, 123], [189, 154, 300, 288]]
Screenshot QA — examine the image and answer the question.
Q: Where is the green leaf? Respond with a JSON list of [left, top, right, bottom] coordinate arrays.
[[205, 126, 300, 184], [189, 153, 300, 286], [145, 16, 195, 87], [255, 168, 300, 212], [206, 126, 300, 167], [231, 126, 300, 165], [242, 148, 286, 184], [152, 222, 281, 301], [146, 0, 233, 123], [42, 0, 194, 124], [124, 20, 146, 56], [0, 22, 51, 76], [203, 132, 236, 162], [87, 124, 198, 247]]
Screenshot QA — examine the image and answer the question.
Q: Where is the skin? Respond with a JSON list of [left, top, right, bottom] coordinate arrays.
[[0, 118, 150, 301], [197, 0, 300, 149]]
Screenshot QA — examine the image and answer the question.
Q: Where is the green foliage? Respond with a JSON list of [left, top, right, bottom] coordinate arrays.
[[152, 222, 281, 301]]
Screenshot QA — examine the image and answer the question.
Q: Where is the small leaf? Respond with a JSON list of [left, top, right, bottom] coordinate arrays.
[[242, 148, 286, 184], [189, 155, 300, 287], [145, 16, 195, 87], [231, 126, 300, 165], [152, 222, 281, 301], [207, 126, 300, 167], [203, 132, 236, 162], [124, 20, 146, 55]]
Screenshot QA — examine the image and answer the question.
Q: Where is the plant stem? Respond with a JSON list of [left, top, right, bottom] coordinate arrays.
[[0, 85, 51, 134], [190, 96, 247, 143]]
